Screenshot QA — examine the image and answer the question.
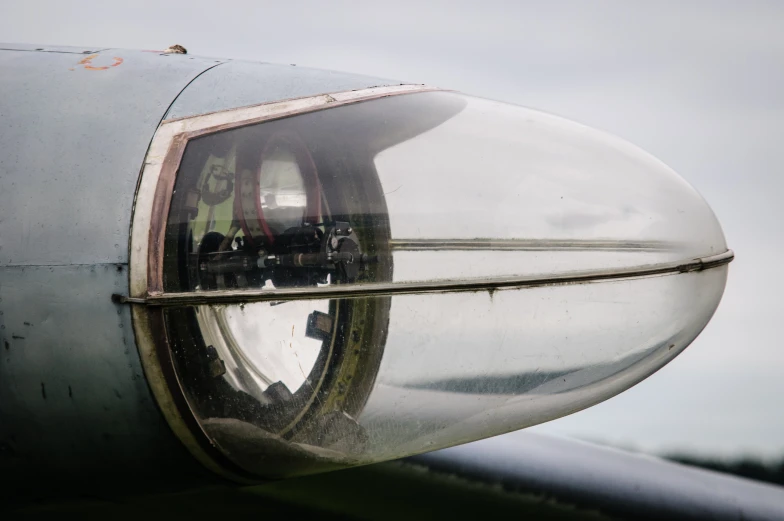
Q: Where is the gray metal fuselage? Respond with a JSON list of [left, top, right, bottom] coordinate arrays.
[[1, 45, 783, 521], [0, 44, 394, 492]]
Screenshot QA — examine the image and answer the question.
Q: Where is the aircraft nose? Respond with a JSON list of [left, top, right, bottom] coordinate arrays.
[[129, 87, 731, 480]]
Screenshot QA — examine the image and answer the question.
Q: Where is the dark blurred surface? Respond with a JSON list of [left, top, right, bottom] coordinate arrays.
[[668, 454, 784, 487], [5, 461, 611, 521]]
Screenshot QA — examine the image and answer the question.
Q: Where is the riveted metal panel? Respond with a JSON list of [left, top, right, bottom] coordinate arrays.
[[0, 265, 209, 492], [0, 48, 223, 266], [165, 60, 400, 120]]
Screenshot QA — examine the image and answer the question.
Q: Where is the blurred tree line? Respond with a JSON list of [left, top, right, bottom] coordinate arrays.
[[667, 454, 784, 487]]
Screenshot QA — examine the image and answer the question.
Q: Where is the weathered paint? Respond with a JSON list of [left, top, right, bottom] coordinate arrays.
[[74, 53, 124, 70], [0, 265, 209, 490], [0, 47, 223, 490], [0, 48, 223, 266], [165, 59, 400, 120], [0, 46, 402, 491]]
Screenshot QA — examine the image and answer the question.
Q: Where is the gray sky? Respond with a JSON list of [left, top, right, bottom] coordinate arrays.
[[2, 0, 782, 459]]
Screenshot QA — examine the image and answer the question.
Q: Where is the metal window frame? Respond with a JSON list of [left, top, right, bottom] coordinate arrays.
[[127, 84, 440, 482]]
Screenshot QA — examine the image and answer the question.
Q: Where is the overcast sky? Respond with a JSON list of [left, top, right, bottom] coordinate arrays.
[[1, 0, 782, 459]]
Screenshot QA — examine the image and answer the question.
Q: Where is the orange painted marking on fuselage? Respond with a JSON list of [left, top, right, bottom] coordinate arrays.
[[73, 54, 124, 71]]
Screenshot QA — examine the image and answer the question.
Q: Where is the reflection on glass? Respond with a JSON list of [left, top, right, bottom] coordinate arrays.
[[159, 90, 730, 479], [258, 145, 308, 234], [164, 92, 725, 293], [361, 267, 726, 460], [164, 268, 727, 476], [196, 300, 330, 399]]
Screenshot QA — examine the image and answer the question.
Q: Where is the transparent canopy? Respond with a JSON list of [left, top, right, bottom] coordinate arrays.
[[158, 91, 730, 478]]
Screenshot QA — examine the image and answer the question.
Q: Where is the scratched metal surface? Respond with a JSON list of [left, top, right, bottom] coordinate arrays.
[[0, 265, 210, 491], [0, 47, 222, 266], [165, 59, 399, 120]]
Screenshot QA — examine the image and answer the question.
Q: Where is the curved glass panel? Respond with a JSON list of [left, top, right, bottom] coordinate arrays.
[[159, 91, 730, 478], [163, 91, 725, 291]]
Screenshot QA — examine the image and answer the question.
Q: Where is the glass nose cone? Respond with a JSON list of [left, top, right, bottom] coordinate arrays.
[[142, 89, 731, 480]]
